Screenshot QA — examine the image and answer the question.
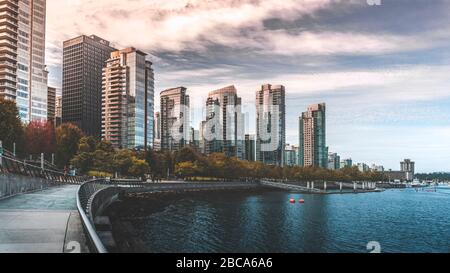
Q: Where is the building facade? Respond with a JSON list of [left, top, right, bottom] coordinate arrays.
[[340, 158, 353, 168], [244, 134, 256, 162], [298, 103, 327, 168], [401, 159, 415, 181], [55, 95, 62, 126], [284, 144, 299, 167], [153, 111, 161, 151], [255, 84, 286, 166], [47, 86, 55, 123], [101, 47, 154, 150], [203, 85, 244, 159], [0, 0, 48, 122], [160, 87, 190, 151], [62, 35, 116, 136], [328, 152, 341, 170]]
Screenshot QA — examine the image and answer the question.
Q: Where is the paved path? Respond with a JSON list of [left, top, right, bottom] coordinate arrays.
[[0, 185, 89, 253]]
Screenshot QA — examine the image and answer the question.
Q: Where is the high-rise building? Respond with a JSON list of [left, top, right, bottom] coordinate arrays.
[[55, 95, 62, 127], [0, 0, 48, 122], [298, 103, 327, 168], [190, 127, 200, 150], [101, 47, 154, 150], [62, 35, 116, 136], [357, 163, 370, 172], [284, 144, 299, 167], [340, 158, 353, 168], [153, 111, 161, 151], [256, 84, 286, 166], [371, 164, 385, 172], [47, 86, 56, 123], [160, 87, 190, 151], [203, 85, 244, 159], [327, 152, 341, 170], [401, 159, 415, 180], [244, 134, 256, 161]]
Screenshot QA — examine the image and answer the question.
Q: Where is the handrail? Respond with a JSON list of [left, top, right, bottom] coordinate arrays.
[[76, 179, 108, 253]]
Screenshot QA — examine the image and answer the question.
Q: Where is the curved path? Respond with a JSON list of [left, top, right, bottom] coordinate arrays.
[[0, 185, 89, 253]]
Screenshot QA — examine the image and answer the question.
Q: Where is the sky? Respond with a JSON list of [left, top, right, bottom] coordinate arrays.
[[45, 0, 450, 173]]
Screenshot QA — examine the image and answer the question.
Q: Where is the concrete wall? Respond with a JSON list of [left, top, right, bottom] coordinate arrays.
[[0, 174, 56, 199]]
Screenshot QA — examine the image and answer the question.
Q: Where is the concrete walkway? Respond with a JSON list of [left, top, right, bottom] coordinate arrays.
[[0, 185, 89, 253]]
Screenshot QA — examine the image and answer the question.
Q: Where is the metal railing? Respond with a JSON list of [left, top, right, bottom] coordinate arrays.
[[0, 154, 87, 184]]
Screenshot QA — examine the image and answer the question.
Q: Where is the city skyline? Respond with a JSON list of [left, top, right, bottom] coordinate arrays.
[[43, 0, 450, 172]]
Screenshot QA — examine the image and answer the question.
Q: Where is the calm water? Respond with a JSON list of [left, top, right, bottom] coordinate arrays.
[[111, 187, 450, 253]]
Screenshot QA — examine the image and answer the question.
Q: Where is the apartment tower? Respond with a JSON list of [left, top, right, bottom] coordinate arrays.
[[203, 85, 244, 159], [0, 0, 48, 122], [101, 47, 154, 150], [255, 84, 286, 166], [298, 103, 327, 168], [160, 87, 190, 151]]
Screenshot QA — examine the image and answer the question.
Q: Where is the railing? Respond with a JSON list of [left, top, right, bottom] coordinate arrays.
[[0, 154, 87, 184]]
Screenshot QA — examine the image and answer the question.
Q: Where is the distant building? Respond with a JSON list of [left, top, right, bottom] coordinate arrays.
[[401, 159, 415, 180], [340, 158, 353, 168], [47, 87, 56, 123], [160, 87, 190, 151], [371, 164, 385, 172], [284, 144, 298, 167], [153, 112, 161, 151], [204, 85, 244, 159], [55, 96, 62, 127], [357, 163, 370, 172], [299, 103, 327, 168], [101, 47, 154, 150], [244, 134, 256, 161], [256, 84, 286, 166], [190, 127, 200, 150], [328, 153, 341, 170], [63, 35, 116, 136]]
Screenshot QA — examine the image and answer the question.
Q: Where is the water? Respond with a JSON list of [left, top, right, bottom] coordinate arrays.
[[110, 187, 450, 253]]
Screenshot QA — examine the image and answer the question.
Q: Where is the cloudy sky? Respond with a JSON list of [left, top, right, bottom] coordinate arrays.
[[46, 0, 450, 172]]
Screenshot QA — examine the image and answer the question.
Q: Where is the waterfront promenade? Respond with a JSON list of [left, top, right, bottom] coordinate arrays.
[[0, 185, 89, 253]]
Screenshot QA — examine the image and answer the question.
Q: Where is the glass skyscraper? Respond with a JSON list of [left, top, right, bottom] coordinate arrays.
[[101, 47, 154, 150], [0, 0, 48, 122], [255, 84, 286, 166]]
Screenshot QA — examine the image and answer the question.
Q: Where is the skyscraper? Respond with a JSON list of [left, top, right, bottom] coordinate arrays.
[[0, 0, 48, 122], [62, 35, 116, 136], [153, 111, 161, 151], [160, 87, 190, 151], [298, 103, 327, 168], [203, 85, 244, 159], [101, 47, 154, 150], [244, 134, 256, 162], [327, 152, 341, 170], [284, 144, 299, 167], [255, 84, 286, 166], [47, 86, 56, 123]]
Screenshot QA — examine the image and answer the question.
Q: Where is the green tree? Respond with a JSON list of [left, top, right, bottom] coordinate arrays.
[[55, 123, 83, 168], [0, 98, 25, 156]]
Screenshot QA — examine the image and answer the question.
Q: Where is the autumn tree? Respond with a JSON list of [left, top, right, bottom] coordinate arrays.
[[0, 98, 25, 156], [25, 121, 56, 158], [55, 123, 83, 168]]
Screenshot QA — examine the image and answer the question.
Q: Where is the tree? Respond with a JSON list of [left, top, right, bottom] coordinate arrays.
[[25, 121, 56, 157], [128, 158, 149, 180], [113, 149, 135, 175], [0, 98, 25, 156], [175, 161, 201, 179], [55, 123, 83, 168]]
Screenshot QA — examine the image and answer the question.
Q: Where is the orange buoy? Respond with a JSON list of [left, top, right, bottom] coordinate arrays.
[[299, 199, 305, 204], [290, 198, 296, 203]]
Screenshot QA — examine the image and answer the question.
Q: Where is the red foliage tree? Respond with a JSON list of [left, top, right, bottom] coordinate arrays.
[[25, 121, 56, 156]]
